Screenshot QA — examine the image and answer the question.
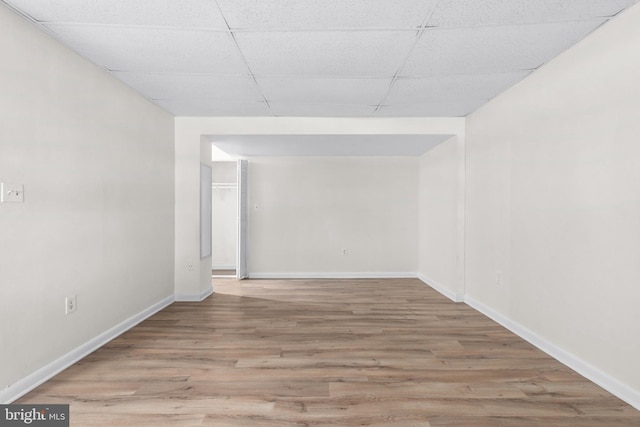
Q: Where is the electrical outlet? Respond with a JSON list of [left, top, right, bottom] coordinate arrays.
[[1, 182, 24, 203], [342, 248, 348, 256], [65, 295, 77, 315], [187, 263, 194, 271]]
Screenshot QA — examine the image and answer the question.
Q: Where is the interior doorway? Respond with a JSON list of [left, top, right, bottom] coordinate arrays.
[[211, 141, 248, 280]]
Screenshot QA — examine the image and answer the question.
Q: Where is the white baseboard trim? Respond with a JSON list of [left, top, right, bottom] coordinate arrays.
[[1, 295, 174, 404], [465, 295, 640, 411], [175, 285, 214, 302], [418, 273, 464, 302], [212, 265, 235, 270], [248, 272, 419, 279]]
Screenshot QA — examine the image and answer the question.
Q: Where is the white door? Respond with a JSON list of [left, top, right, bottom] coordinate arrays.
[[236, 159, 248, 279]]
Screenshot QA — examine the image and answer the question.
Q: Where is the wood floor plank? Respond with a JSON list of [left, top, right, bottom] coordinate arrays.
[[16, 278, 640, 426]]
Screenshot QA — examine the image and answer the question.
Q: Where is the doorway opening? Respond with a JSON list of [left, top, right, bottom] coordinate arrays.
[[210, 150, 248, 280], [211, 161, 238, 278]]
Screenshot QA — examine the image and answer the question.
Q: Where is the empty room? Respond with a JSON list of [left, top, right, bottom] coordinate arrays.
[[1, 1, 639, 426]]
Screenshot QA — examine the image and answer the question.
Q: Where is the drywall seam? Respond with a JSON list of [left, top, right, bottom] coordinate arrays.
[[0, 295, 175, 404]]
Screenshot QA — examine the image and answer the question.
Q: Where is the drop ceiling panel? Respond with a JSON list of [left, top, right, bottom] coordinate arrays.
[[268, 103, 377, 117], [402, 20, 606, 77], [155, 99, 272, 117], [3, 0, 640, 129], [43, 24, 249, 74], [216, 0, 440, 30], [429, 0, 638, 28], [235, 31, 418, 77], [257, 77, 392, 105], [113, 73, 263, 102], [376, 100, 487, 117], [212, 134, 453, 157], [4, 0, 228, 28], [387, 71, 532, 105]]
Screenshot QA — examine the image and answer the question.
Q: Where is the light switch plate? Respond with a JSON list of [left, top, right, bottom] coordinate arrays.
[[1, 182, 24, 203]]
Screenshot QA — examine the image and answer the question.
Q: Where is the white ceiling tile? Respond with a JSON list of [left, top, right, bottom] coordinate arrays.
[[216, 0, 440, 29], [236, 31, 417, 77], [4, 0, 229, 28], [112, 73, 263, 102], [43, 24, 248, 74], [402, 20, 606, 77], [212, 135, 452, 157], [387, 71, 531, 105], [376, 100, 487, 117], [6, 0, 635, 123], [268, 103, 377, 117], [429, 0, 639, 28], [257, 77, 391, 105], [155, 99, 272, 117]]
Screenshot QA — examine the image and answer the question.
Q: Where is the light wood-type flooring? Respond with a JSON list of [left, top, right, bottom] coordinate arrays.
[[18, 278, 640, 426]]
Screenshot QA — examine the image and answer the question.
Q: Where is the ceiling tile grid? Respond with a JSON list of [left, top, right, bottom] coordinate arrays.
[[3, 0, 640, 117]]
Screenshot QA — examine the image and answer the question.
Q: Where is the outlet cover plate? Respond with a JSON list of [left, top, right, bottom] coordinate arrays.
[[65, 295, 77, 315], [1, 182, 24, 203]]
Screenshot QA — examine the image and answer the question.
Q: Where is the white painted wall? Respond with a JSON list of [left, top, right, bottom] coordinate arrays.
[[248, 157, 418, 276], [174, 131, 213, 301], [0, 5, 174, 398], [466, 2, 640, 402], [418, 137, 461, 298]]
